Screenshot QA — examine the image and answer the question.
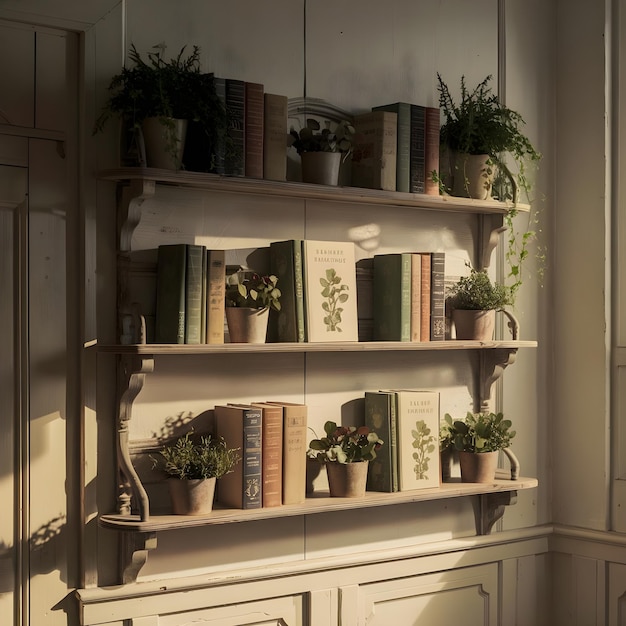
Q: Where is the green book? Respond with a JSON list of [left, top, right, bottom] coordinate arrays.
[[373, 102, 411, 192], [365, 391, 398, 492], [372, 253, 412, 341], [185, 244, 205, 344], [269, 239, 306, 342], [154, 244, 187, 344]]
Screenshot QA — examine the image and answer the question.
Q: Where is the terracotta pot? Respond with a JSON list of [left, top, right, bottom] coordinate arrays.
[[141, 116, 188, 170], [452, 309, 496, 341], [301, 151, 341, 185], [226, 307, 269, 343], [326, 461, 369, 497], [451, 152, 494, 200], [168, 477, 216, 515], [458, 450, 499, 483]]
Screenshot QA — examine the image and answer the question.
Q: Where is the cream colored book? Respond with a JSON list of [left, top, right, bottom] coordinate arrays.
[[302, 240, 359, 342]]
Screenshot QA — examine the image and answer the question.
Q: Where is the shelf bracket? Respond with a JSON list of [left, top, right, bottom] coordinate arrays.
[[477, 348, 518, 413], [477, 213, 506, 270], [118, 178, 156, 252], [120, 531, 158, 584], [475, 490, 518, 535], [117, 354, 155, 521]]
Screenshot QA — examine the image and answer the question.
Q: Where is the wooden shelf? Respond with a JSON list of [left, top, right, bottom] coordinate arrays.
[[94, 339, 538, 355], [99, 167, 530, 215], [99, 475, 538, 533]]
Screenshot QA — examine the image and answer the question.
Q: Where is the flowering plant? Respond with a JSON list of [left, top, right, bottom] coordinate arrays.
[[308, 420, 383, 464]]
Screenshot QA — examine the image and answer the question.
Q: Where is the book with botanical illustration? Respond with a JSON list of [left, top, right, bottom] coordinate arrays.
[[302, 240, 358, 342]]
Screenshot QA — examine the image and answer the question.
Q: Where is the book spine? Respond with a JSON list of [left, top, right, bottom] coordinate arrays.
[[242, 407, 263, 509], [279, 405, 307, 505], [255, 404, 283, 507], [206, 249, 226, 344], [225, 78, 245, 177], [200, 247, 207, 343], [364, 392, 398, 492], [154, 244, 187, 344], [410, 104, 426, 194], [294, 241, 306, 342], [184, 244, 205, 344], [372, 253, 411, 341], [244, 82, 264, 179], [410, 253, 422, 341], [425, 107, 440, 196], [373, 103, 410, 192], [419, 253, 431, 342], [263, 93, 288, 181], [212, 77, 226, 175], [430, 252, 446, 340]]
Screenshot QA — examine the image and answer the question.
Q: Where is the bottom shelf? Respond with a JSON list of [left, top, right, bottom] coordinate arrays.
[[99, 475, 538, 533]]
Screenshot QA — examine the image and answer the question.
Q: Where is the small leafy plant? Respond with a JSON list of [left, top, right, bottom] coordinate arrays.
[[447, 267, 512, 310], [412, 420, 436, 480], [289, 118, 355, 160], [440, 412, 516, 453], [154, 432, 241, 479], [319, 268, 349, 332], [225, 272, 281, 311], [308, 421, 384, 464]]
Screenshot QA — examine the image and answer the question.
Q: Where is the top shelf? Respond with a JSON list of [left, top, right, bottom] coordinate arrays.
[[98, 168, 530, 215]]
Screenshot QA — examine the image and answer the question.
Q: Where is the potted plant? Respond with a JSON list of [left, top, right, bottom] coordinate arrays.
[[153, 431, 241, 515], [225, 271, 281, 343], [289, 118, 355, 185], [436, 73, 541, 203], [441, 411, 517, 483], [447, 267, 518, 340], [308, 420, 383, 497], [94, 43, 226, 170]]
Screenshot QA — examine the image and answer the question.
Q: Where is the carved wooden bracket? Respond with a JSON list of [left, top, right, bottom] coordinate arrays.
[[120, 531, 157, 584], [475, 491, 518, 535], [477, 213, 506, 270], [478, 348, 518, 413], [118, 178, 156, 252]]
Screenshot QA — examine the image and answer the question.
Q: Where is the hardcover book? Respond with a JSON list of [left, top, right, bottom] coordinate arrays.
[[372, 102, 411, 192], [252, 402, 284, 507], [410, 104, 426, 194], [419, 252, 431, 342], [425, 107, 441, 196], [263, 93, 288, 181], [365, 391, 398, 492], [212, 76, 227, 175], [269, 239, 306, 342], [225, 78, 245, 176], [244, 81, 264, 179], [266, 401, 307, 505], [154, 244, 187, 344], [410, 253, 422, 342], [351, 110, 397, 191], [430, 252, 446, 340], [302, 240, 359, 342], [214, 404, 262, 509], [372, 253, 412, 342], [206, 249, 226, 344], [390, 390, 440, 491], [184, 244, 205, 345]]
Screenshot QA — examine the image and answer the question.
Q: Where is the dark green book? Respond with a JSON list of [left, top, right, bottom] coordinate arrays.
[[410, 104, 426, 193], [269, 239, 306, 342], [372, 253, 412, 341], [184, 244, 205, 344], [373, 102, 411, 192], [154, 244, 187, 344], [225, 78, 245, 176], [365, 391, 398, 492], [430, 252, 446, 340]]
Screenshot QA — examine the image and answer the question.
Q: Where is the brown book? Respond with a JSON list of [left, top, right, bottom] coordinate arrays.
[[214, 404, 262, 509], [419, 253, 431, 342], [206, 249, 226, 344], [266, 401, 307, 504], [410, 253, 422, 341], [244, 82, 264, 179], [425, 107, 440, 196], [252, 402, 284, 507], [263, 93, 288, 181], [351, 110, 397, 191]]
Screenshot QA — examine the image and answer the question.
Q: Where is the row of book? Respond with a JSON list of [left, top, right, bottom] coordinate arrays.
[[371, 252, 446, 342], [365, 389, 441, 493], [214, 401, 307, 509], [351, 103, 440, 195]]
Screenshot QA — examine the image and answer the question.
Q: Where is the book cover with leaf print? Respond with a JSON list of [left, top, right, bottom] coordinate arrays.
[[302, 240, 358, 342]]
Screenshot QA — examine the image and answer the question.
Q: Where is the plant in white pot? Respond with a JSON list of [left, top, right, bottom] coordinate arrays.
[[225, 271, 281, 343], [440, 412, 517, 483], [288, 118, 355, 185], [447, 267, 518, 341], [308, 420, 383, 497], [153, 432, 241, 515]]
